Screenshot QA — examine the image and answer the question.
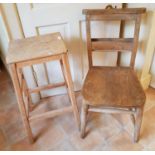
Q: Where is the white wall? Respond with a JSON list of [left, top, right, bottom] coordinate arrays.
[[1, 4, 23, 40], [1, 3, 155, 88], [0, 4, 23, 71], [0, 8, 10, 70], [127, 3, 155, 86]]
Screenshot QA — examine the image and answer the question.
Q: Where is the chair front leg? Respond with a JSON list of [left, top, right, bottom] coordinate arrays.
[[134, 106, 144, 143], [80, 101, 89, 138], [130, 108, 136, 125]]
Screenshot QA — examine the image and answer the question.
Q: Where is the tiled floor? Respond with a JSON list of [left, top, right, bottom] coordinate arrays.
[[0, 63, 155, 151]]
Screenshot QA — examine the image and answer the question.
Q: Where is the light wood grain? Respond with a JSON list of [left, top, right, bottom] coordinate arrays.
[[83, 8, 146, 15], [10, 64, 34, 143], [6, 32, 67, 64], [82, 67, 146, 107], [29, 106, 73, 121], [7, 32, 80, 143], [62, 53, 80, 129], [81, 103, 89, 138], [130, 15, 141, 68], [28, 82, 65, 93], [91, 38, 133, 51], [134, 106, 143, 142], [81, 8, 146, 142]]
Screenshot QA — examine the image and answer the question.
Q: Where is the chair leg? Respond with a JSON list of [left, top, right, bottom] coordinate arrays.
[[130, 108, 136, 125], [131, 114, 135, 125], [134, 106, 143, 143], [81, 102, 89, 138]]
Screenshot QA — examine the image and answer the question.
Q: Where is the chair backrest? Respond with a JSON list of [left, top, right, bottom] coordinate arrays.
[[83, 8, 146, 69]]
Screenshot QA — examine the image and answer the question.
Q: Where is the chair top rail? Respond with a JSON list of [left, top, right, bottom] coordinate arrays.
[[83, 8, 146, 16]]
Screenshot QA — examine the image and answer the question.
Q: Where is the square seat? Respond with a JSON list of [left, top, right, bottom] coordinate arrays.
[[6, 32, 67, 64], [82, 67, 146, 108]]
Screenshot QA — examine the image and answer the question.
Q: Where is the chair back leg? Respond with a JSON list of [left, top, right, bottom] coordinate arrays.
[[81, 101, 89, 138]]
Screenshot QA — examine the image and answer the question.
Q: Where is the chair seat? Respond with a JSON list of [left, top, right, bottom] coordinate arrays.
[[82, 67, 146, 108]]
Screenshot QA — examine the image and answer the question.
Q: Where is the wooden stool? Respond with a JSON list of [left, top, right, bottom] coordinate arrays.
[[81, 8, 146, 143], [6, 32, 80, 143]]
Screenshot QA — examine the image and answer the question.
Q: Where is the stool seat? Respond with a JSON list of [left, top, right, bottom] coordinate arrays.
[[82, 67, 146, 108], [6, 32, 67, 64]]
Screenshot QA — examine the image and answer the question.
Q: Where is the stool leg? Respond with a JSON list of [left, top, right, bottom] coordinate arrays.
[[10, 64, 34, 143], [60, 59, 68, 87], [81, 101, 89, 138], [17, 69, 34, 112], [134, 106, 143, 143], [61, 54, 80, 130]]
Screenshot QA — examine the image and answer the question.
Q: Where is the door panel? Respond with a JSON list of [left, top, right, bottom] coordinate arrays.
[[17, 3, 122, 102]]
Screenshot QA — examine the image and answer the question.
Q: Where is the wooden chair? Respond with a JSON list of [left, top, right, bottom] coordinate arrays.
[[81, 8, 146, 142], [6, 32, 80, 143]]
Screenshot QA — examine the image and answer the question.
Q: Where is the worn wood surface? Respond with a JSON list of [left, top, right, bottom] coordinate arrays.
[[88, 14, 138, 21], [62, 53, 80, 129], [91, 38, 133, 51], [134, 106, 143, 142], [130, 15, 141, 68], [81, 8, 146, 142], [117, 3, 127, 66], [82, 67, 146, 107], [10, 64, 34, 143], [83, 8, 146, 15], [80, 102, 89, 138], [29, 106, 73, 121], [84, 8, 145, 68], [16, 54, 62, 68], [88, 107, 135, 114], [6, 32, 67, 64], [28, 82, 66, 93], [7, 33, 80, 143], [86, 16, 92, 68]]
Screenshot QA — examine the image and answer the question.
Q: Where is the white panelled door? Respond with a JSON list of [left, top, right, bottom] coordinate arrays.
[[17, 3, 122, 102]]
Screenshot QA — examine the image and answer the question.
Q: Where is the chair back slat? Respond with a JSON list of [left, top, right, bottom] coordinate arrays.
[[83, 8, 146, 68], [91, 38, 134, 51]]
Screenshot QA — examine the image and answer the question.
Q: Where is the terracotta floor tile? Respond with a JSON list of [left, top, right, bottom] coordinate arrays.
[[138, 107, 155, 148], [0, 128, 7, 150], [70, 128, 105, 150], [111, 113, 134, 138], [10, 138, 38, 151], [0, 82, 16, 110], [0, 110, 7, 126], [55, 113, 78, 136], [49, 138, 77, 151], [1, 65, 155, 150], [86, 113, 122, 141], [3, 119, 26, 145], [0, 68, 10, 84], [103, 130, 143, 151], [0, 105, 21, 126], [36, 124, 65, 150]]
